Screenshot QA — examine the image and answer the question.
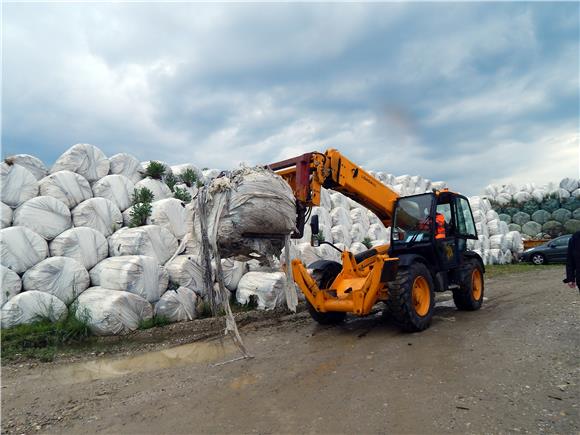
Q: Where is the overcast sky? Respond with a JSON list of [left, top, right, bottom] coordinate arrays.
[[2, 2, 578, 195]]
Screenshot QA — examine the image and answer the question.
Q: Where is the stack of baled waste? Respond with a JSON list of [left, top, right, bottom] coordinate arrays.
[[467, 196, 523, 265], [0, 144, 216, 334], [483, 177, 580, 239]]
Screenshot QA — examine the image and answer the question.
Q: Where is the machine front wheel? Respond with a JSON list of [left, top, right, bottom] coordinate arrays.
[[453, 259, 484, 311], [386, 262, 435, 332]]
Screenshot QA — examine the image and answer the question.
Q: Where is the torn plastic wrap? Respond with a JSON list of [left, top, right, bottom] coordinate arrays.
[[72, 197, 123, 237], [5, 154, 48, 181], [108, 225, 179, 265], [109, 153, 142, 183], [92, 174, 135, 212], [1, 291, 67, 329], [74, 287, 153, 336], [51, 144, 110, 182], [0, 162, 39, 208], [0, 226, 49, 273], [49, 227, 109, 270], [22, 257, 90, 305], [1, 265, 21, 306], [13, 196, 72, 240], [38, 170, 93, 209], [154, 287, 197, 322], [89, 255, 169, 303], [1, 202, 13, 229], [236, 271, 287, 310]]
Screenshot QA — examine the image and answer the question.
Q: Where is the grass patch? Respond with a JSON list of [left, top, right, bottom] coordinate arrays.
[[138, 315, 171, 330], [1, 311, 92, 363], [485, 263, 563, 278]]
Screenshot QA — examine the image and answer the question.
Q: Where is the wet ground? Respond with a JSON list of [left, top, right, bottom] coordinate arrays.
[[2, 266, 579, 434]]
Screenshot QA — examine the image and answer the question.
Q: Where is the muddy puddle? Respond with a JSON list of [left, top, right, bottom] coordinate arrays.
[[42, 339, 238, 385]]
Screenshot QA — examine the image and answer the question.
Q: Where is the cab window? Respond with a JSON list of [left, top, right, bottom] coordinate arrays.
[[454, 197, 477, 238]]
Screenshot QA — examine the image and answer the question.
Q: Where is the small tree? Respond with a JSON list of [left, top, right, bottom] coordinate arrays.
[[143, 161, 166, 180], [164, 172, 178, 192], [173, 186, 192, 203], [179, 168, 202, 188], [362, 237, 373, 249], [129, 187, 154, 228], [132, 187, 154, 204]]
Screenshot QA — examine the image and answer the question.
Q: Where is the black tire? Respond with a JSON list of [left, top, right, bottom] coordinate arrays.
[[453, 259, 484, 311], [306, 261, 346, 325], [386, 262, 435, 332], [530, 253, 546, 266]]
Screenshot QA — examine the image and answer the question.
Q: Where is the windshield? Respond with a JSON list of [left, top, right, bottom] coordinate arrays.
[[392, 194, 435, 244]]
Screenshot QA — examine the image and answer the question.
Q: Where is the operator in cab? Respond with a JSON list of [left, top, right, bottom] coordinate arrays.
[[435, 212, 446, 239]]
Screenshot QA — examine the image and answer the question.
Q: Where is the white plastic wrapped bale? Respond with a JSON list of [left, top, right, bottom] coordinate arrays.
[[485, 210, 499, 222], [505, 231, 524, 254], [312, 207, 333, 236], [371, 238, 389, 248], [13, 196, 71, 240], [475, 222, 489, 238], [189, 167, 296, 260], [367, 210, 382, 226], [92, 174, 135, 212], [1, 265, 21, 306], [513, 191, 531, 204], [489, 235, 508, 251], [294, 243, 340, 265], [134, 177, 173, 201], [487, 219, 501, 237], [5, 154, 48, 181], [154, 287, 197, 322], [108, 225, 178, 265], [560, 177, 579, 192], [367, 223, 388, 241], [331, 225, 352, 247], [75, 287, 153, 336], [320, 188, 332, 211], [89, 255, 168, 303], [1, 291, 67, 329], [72, 197, 123, 237], [0, 162, 39, 208], [1, 202, 12, 229], [202, 168, 222, 183], [170, 163, 203, 180], [164, 255, 208, 295], [350, 208, 370, 232], [109, 153, 142, 183], [49, 227, 108, 270], [350, 242, 367, 255], [531, 189, 546, 203], [472, 209, 486, 224], [22, 257, 90, 305], [470, 196, 492, 214], [221, 258, 246, 291], [51, 144, 110, 182], [236, 271, 286, 310], [38, 170, 92, 209], [148, 198, 188, 240], [556, 188, 570, 200], [330, 207, 352, 229], [350, 223, 367, 243], [478, 235, 490, 250], [495, 193, 512, 206], [0, 226, 49, 274], [431, 181, 448, 191], [330, 192, 350, 210], [488, 248, 502, 265]]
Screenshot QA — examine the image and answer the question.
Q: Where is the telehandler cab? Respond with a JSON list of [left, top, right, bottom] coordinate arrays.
[[268, 149, 484, 332]]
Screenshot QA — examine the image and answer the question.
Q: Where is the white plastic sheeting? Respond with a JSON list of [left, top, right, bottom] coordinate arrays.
[[134, 178, 173, 201], [75, 287, 153, 336], [38, 170, 93, 209], [108, 225, 178, 265], [49, 227, 109, 270], [367, 223, 388, 241], [330, 207, 352, 228], [148, 198, 188, 240], [5, 154, 48, 180], [1, 202, 13, 229], [560, 177, 579, 192], [236, 271, 287, 310], [170, 163, 203, 180], [0, 226, 49, 274], [92, 174, 135, 212], [154, 287, 197, 322], [202, 168, 221, 183], [221, 258, 246, 291], [350, 208, 370, 232], [349, 242, 367, 255], [109, 153, 142, 183], [89, 255, 169, 303], [350, 222, 367, 243], [164, 255, 209, 295], [22, 257, 90, 305], [51, 144, 110, 182], [1, 265, 21, 306], [0, 162, 39, 208], [1, 291, 67, 329], [72, 197, 123, 237], [320, 188, 332, 211], [330, 192, 351, 210], [331, 225, 352, 247], [13, 196, 72, 240]]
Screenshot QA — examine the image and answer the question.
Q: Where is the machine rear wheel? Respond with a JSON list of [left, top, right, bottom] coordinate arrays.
[[453, 259, 484, 310], [306, 261, 346, 325], [386, 262, 435, 332]]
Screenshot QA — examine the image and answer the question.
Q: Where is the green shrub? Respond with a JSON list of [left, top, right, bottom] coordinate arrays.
[[173, 186, 192, 202], [143, 161, 166, 180], [362, 237, 373, 249], [138, 315, 170, 330], [132, 187, 154, 204], [314, 231, 325, 243], [179, 168, 201, 188], [129, 202, 152, 228], [164, 172, 178, 192]]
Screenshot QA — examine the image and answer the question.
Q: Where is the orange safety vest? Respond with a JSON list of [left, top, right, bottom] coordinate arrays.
[[435, 213, 446, 239]]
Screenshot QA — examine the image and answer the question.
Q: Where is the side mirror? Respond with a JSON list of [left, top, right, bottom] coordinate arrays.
[[310, 215, 320, 247]]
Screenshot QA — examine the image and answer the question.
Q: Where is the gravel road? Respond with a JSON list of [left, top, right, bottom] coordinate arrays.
[[2, 266, 578, 434]]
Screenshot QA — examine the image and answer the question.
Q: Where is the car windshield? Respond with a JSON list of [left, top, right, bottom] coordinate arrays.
[[392, 194, 434, 244]]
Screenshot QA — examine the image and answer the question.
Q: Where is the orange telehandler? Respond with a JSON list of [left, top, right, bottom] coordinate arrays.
[[268, 149, 484, 331]]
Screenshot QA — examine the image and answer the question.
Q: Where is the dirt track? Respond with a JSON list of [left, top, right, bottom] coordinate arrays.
[[2, 267, 579, 434]]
